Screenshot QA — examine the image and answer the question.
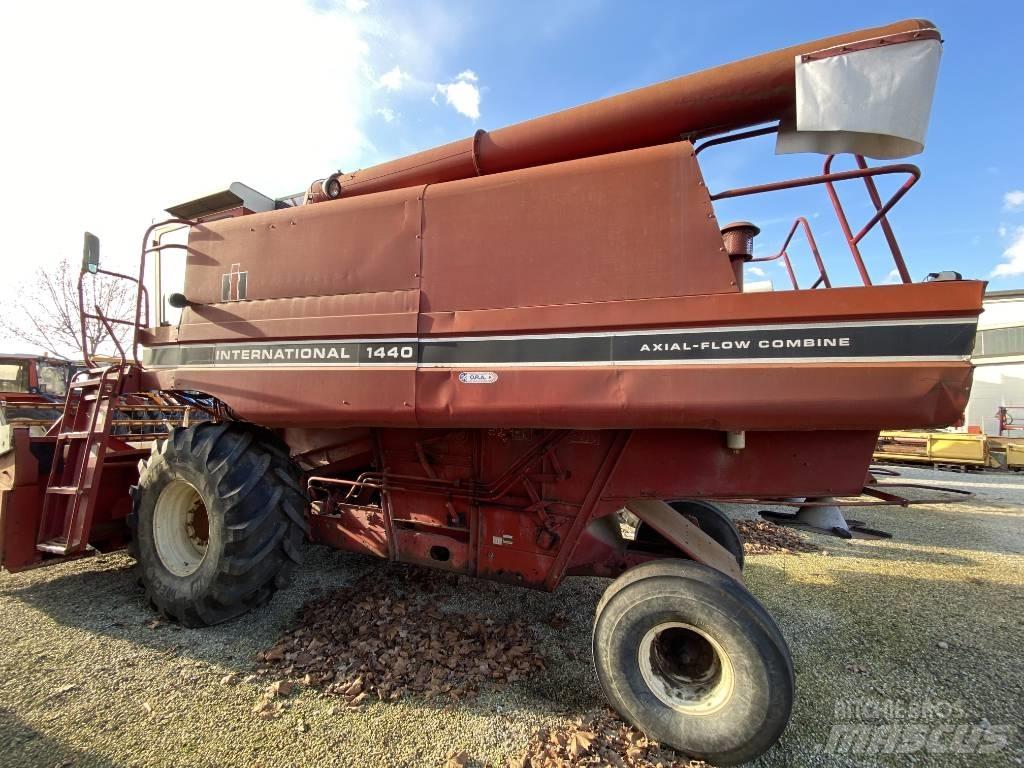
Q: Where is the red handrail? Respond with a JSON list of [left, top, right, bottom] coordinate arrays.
[[133, 218, 196, 343], [77, 218, 195, 369], [77, 267, 150, 368], [710, 157, 920, 288], [749, 216, 830, 290], [823, 154, 916, 285]]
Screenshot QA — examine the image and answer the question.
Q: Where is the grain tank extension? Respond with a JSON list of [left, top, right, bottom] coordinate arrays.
[[0, 20, 979, 765]]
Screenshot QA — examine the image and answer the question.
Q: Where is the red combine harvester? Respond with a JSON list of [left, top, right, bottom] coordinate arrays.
[[0, 20, 978, 764]]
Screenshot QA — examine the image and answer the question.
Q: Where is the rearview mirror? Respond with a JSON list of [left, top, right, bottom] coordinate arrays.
[[82, 232, 100, 274]]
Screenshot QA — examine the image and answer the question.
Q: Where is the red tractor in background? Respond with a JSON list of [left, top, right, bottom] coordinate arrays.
[[0, 19, 979, 765], [0, 353, 74, 432]]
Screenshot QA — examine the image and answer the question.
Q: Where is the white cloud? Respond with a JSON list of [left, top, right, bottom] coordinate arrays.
[[884, 268, 901, 284], [436, 70, 482, 120], [991, 227, 1024, 278], [345, 0, 369, 11], [377, 65, 410, 91], [0, 0, 378, 346], [746, 266, 766, 277], [376, 107, 396, 123], [999, 225, 1008, 238], [1004, 190, 1024, 211]]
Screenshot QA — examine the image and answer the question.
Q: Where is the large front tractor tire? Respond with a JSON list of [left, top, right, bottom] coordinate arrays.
[[128, 423, 308, 627], [593, 559, 794, 766]]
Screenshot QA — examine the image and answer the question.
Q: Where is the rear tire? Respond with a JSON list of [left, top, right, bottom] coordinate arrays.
[[594, 559, 791, 678], [634, 500, 744, 569], [593, 560, 793, 766], [128, 422, 308, 627]]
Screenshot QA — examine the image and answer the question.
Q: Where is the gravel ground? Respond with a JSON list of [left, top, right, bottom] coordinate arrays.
[[1, 465, 1021, 767]]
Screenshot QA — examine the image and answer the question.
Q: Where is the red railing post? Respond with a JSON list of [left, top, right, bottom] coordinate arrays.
[[854, 154, 912, 283], [134, 218, 195, 364], [749, 216, 831, 291], [710, 157, 919, 289], [822, 155, 873, 285]]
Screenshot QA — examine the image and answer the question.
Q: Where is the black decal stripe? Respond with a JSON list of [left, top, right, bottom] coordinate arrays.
[[420, 336, 611, 365], [610, 322, 975, 362], [142, 320, 977, 368]]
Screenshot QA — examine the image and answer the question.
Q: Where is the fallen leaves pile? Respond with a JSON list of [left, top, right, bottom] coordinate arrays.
[[251, 566, 545, 718], [737, 519, 821, 554], [510, 710, 708, 768]]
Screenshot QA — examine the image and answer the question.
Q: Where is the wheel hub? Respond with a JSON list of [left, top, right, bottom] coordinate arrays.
[[153, 479, 210, 577], [638, 622, 735, 715]]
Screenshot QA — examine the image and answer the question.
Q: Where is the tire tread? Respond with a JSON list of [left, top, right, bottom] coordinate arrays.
[[130, 422, 307, 627]]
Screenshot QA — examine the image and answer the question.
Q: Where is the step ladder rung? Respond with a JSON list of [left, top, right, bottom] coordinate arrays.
[[70, 377, 102, 388], [37, 538, 70, 554], [59, 431, 92, 440], [45, 485, 83, 495]]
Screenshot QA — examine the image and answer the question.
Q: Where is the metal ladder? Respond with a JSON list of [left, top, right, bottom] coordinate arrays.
[[36, 365, 125, 556]]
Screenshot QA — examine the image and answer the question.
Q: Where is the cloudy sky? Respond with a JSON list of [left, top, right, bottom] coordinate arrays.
[[2, 0, 1022, 351]]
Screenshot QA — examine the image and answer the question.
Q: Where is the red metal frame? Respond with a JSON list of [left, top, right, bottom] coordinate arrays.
[[750, 217, 830, 290], [822, 154, 917, 285], [300, 427, 888, 590], [996, 406, 1024, 437], [697, 124, 920, 289], [77, 267, 149, 368], [713, 481, 973, 509], [710, 154, 919, 287]]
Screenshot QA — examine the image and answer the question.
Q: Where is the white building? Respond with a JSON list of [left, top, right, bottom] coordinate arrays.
[[964, 289, 1024, 435]]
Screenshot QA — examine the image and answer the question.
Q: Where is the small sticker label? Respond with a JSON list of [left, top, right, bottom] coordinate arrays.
[[491, 534, 514, 546], [459, 371, 498, 384]]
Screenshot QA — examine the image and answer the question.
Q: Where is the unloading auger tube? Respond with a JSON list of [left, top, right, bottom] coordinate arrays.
[[0, 18, 978, 767], [307, 18, 939, 202]]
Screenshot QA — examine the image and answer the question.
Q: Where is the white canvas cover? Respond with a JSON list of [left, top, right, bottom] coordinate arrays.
[[776, 38, 942, 159]]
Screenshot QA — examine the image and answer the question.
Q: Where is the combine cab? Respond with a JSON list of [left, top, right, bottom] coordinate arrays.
[[0, 20, 980, 764]]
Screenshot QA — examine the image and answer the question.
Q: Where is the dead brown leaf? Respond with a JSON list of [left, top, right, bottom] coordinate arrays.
[[737, 519, 820, 555], [568, 730, 596, 758], [253, 565, 544, 709], [515, 710, 707, 768]]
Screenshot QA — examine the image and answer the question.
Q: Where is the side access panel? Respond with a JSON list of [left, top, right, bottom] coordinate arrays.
[[0, 427, 43, 571], [0, 426, 139, 573]]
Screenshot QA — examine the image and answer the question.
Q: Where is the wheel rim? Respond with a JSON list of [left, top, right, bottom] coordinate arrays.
[[153, 479, 210, 577], [638, 622, 735, 715]]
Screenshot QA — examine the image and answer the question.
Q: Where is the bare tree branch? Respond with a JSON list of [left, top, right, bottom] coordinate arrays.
[[0, 259, 133, 360]]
